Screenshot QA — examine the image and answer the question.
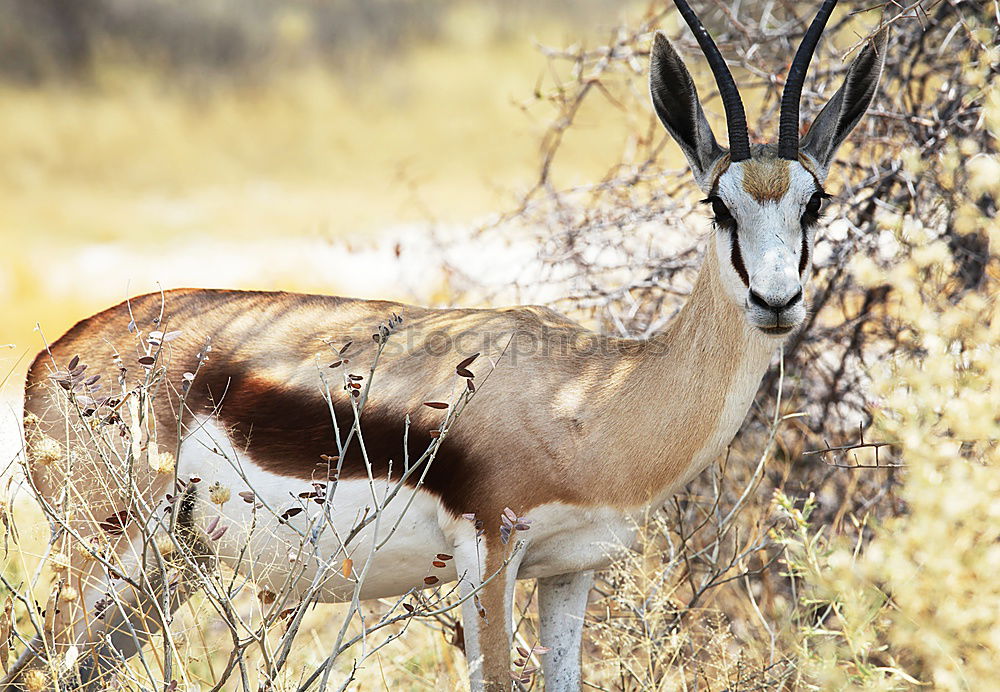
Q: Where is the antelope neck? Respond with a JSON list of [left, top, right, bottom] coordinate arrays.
[[587, 238, 777, 507]]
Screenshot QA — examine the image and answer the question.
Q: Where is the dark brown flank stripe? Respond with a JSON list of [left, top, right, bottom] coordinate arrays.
[[192, 372, 482, 518]]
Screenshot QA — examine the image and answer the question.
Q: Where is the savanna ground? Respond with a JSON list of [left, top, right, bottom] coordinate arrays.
[[0, 0, 998, 689]]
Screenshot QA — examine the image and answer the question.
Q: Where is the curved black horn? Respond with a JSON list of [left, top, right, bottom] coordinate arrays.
[[777, 0, 839, 160], [671, 0, 751, 162]]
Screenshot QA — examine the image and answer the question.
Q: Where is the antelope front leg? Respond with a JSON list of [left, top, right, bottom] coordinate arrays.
[[453, 532, 525, 691], [537, 570, 594, 691]]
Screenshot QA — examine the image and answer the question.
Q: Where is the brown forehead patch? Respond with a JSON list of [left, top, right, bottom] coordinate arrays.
[[740, 157, 791, 202]]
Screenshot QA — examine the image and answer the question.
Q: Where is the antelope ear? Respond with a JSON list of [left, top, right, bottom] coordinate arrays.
[[800, 27, 889, 179], [650, 31, 726, 191]]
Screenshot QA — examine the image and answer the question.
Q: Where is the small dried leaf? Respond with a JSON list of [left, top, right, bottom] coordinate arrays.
[[533, 645, 551, 654], [239, 491, 255, 503], [280, 507, 304, 521], [503, 507, 518, 522], [461, 513, 476, 521], [258, 589, 276, 605], [403, 603, 414, 613], [127, 320, 137, 333], [99, 509, 129, 535], [432, 560, 446, 568], [423, 401, 448, 409], [428, 430, 441, 438], [328, 360, 343, 369], [517, 646, 529, 657], [467, 379, 476, 392], [436, 553, 453, 561], [423, 576, 439, 586], [456, 367, 474, 379], [68, 355, 80, 371], [339, 341, 353, 355], [163, 330, 182, 342], [182, 372, 195, 381], [342, 558, 353, 578], [137, 356, 155, 366], [456, 353, 479, 371], [211, 525, 228, 541], [514, 523, 531, 531]]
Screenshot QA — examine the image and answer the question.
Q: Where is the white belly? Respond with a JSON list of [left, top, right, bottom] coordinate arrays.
[[178, 417, 455, 601]]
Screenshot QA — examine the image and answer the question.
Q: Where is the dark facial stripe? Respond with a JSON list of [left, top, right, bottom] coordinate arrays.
[[799, 229, 810, 275], [730, 228, 750, 287]]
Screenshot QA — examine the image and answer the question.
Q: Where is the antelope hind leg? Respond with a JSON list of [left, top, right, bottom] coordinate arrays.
[[537, 570, 593, 691]]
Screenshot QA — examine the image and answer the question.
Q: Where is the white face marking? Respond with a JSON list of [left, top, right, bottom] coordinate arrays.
[[712, 160, 821, 338]]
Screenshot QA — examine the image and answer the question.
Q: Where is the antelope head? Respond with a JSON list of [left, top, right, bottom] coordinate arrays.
[[651, 0, 888, 336]]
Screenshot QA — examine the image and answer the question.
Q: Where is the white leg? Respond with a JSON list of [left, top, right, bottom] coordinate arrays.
[[452, 533, 488, 691], [537, 570, 593, 691]]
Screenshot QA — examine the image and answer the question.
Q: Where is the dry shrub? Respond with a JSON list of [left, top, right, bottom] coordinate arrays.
[[777, 26, 999, 689]]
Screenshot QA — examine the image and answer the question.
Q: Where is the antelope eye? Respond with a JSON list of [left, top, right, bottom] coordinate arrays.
[[805, 191, 824, 216], [710, 196, 733, 222]]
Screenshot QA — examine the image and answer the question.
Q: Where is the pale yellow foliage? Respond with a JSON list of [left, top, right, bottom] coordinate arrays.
[[148, 449, 176, 475], [779, 52, 999, 692]]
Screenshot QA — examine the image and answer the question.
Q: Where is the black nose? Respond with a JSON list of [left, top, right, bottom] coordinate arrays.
[[749, 288, 802, 312]]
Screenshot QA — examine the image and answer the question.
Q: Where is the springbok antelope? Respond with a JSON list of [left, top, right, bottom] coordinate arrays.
[[12, 0, 888, 689]]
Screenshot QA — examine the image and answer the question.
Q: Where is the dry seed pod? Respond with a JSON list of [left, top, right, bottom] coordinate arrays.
[[208, 482, 231, 505]]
